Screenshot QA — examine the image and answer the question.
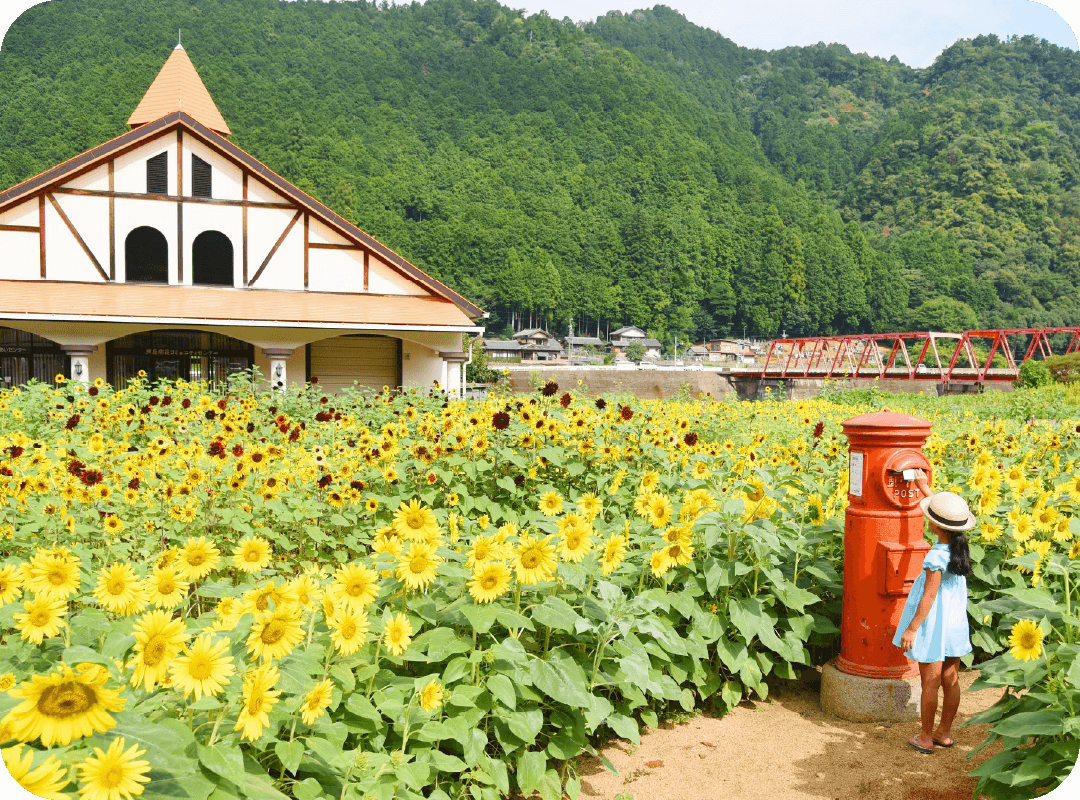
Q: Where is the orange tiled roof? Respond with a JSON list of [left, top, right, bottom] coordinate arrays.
[[0, 281, 478, 330], [127, 45, 231, 135]]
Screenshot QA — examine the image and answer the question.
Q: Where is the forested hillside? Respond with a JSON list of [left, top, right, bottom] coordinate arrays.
[[2, 0, 1079, 341]]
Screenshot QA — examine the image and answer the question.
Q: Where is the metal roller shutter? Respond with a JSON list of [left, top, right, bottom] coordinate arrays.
[[308, 335, 401, 395]]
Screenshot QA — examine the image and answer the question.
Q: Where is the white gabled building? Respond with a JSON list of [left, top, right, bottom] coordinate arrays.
[[0, 45, 483, 395]]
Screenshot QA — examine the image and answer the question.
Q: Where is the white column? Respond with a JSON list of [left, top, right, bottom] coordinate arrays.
[[62, 345, 97, 386], [263, 348, 294, 392]]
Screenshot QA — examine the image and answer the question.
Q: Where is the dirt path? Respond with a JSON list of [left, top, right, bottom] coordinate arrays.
[[576, 668, 1004, 800]]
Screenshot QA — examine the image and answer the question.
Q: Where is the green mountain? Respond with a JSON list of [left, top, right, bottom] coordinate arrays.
[[2, 0, 1079, 341]]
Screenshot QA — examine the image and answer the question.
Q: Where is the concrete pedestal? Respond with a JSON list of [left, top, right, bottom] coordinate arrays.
[[819, 659, 922, 723]]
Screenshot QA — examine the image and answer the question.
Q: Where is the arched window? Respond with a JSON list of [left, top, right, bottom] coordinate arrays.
[[192, 231, 234, 286], [125, 227, 168, 283]]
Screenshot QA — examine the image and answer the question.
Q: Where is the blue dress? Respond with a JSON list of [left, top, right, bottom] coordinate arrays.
[[891, 543, 971, 663]]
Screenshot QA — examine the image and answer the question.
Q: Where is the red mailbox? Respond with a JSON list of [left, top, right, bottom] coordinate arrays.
[[838, 411, 932, 679]]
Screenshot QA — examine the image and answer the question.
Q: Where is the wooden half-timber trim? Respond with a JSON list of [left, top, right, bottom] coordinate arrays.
[[38, 195, 45, 278], [46, 194, 110, 282], [242, 173, 248, 285], [108, 162, 115, 279], [309, 242, 362, 251], [364, 250, 369, 291], [248, 209, 302, 287], [51, 187, 294, 209], [303, 212, 309, 288], [176, 130, 183, 197], [0, 224, 38, 233]]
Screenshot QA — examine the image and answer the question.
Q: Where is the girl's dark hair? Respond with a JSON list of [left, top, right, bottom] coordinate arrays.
[[948, 531, 971, 577]]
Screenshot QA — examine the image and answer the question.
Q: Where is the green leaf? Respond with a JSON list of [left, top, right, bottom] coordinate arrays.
[[529, 652, 591, 707], [461, 603, 499, 634], [605, 712, 639, 743], [275, 740, 305, 776], [292, 779, 325, 800], [505, 708, 543, 745], [531, 595, 583, 633], [992, 709, 1066, 738], [516, 751, 546, 796], [487, 673, 517, 710]]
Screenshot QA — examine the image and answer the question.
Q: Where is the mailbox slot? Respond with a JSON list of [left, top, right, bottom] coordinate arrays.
[[877, 540, 931, 596]]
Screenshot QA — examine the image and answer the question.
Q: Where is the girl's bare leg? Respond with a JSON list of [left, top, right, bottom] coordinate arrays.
[[912, 660, 941, 750], [934, 657, 961, 745]]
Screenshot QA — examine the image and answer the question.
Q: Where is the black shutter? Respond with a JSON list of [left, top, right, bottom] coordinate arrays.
[[146, 152, 168, 194], [192, 154, 212, 198]]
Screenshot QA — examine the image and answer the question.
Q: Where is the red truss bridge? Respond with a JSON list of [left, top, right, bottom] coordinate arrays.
[[746, 327, 1080, 385]]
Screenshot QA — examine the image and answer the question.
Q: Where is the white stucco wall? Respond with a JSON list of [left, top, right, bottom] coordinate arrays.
[[402, 339, 444, 390], [113, 138, 178, 196], [253, 346, 307, 390]]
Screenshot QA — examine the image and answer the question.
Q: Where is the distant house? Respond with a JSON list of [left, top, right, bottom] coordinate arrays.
[[483, 334, 563, 362], [698, 339, 742, 364], [609, 326, 661, 360], [512, 329, 552, 346], [686, 345, 709, 362], [565, 336, 605, 361], [483, 340, 523, 360]]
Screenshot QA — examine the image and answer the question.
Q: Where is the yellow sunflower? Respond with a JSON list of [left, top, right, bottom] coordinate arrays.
[[392, 499, 440, 542], [468, 562, 511, 604], [178, 537, 221, 581], [576, 493, 602, 520], [2, 744, 70, 800], [557, 524, 593, 563], [329, 563, 380, 611], [146, 566, 188, 609], [300, 679, 334, 725], [128, 610, 188, 692], [383, 612, 414, 656], [396, 543, 441, 591], [600, 535, 627, 576], [246, 606, 304, 663], [93, 564, 148, 616], [1008, 619, 1044, 662], [645, 493, 674, 529], [25, 551, 81, 600], [2, 664, 124, 746], [328, 608, 370, 656], [537, 491, 564, 517], [419, 679, 444, 712], [1013, 513, 1035, 543], [649, 548, 672, 577], [232, 535, 272, 573], [169, 634, 235, 701], [0, 563, 22, 606], [234, 664, 281, 742], [14, 595, 67, 644], [513, 534, 557, 586], [74, 737, 151, 800]]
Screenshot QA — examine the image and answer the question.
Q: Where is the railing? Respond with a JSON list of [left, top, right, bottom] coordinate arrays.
[[742, 328, 1080, 384]]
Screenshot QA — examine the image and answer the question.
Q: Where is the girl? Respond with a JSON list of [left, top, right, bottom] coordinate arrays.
[[891, 470, 975, 755]]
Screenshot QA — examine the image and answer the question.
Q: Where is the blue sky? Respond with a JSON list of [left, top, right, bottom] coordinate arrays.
[[513, 0, 1078, 68]]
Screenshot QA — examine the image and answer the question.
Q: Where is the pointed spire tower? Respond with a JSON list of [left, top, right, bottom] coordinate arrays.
[[127, 43, 231, 135]]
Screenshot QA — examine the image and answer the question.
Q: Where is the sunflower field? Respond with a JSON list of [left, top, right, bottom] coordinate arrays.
[[0, 374, 1077, 800]]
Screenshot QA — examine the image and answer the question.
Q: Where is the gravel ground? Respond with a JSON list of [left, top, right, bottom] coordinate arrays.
[[574, 667, 1004, 800]]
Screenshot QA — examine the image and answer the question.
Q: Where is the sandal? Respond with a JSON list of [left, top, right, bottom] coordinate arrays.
[[933, 739, 954, 748], [908, 739, 934, 755]]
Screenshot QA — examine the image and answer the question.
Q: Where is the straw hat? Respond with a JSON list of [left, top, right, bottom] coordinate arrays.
[[919, 491, 976, 532]]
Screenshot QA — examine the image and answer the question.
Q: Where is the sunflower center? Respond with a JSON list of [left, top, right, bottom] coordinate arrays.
[[247, 696, 264, 715], [189, 656, 213, 680], [37, 681, 95, 717], [339, 620, 356, 638], [521, 550, 541, 569], [261, 620, 287, 645], [480, 574, 498, 590], [409, 556, 427, 573], [107, 577, 127, 595], [245, 549, 262, 563], [105, 767, 125, 787], [346, 581, 366, 597], [143, 637, 168, 666], [30, 609, 51, 626], [157, 579, 175, 594], [188, 553, 206, 566], [1020, 630, 1040, 648], [47, 569, 67, 585]]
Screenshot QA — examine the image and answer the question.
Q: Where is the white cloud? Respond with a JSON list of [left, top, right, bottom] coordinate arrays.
[[519, 0, 1078, 67]]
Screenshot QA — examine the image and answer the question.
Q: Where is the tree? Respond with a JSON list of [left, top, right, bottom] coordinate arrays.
[[625, 342, 646, 363], [907, 297, 979, 333]]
